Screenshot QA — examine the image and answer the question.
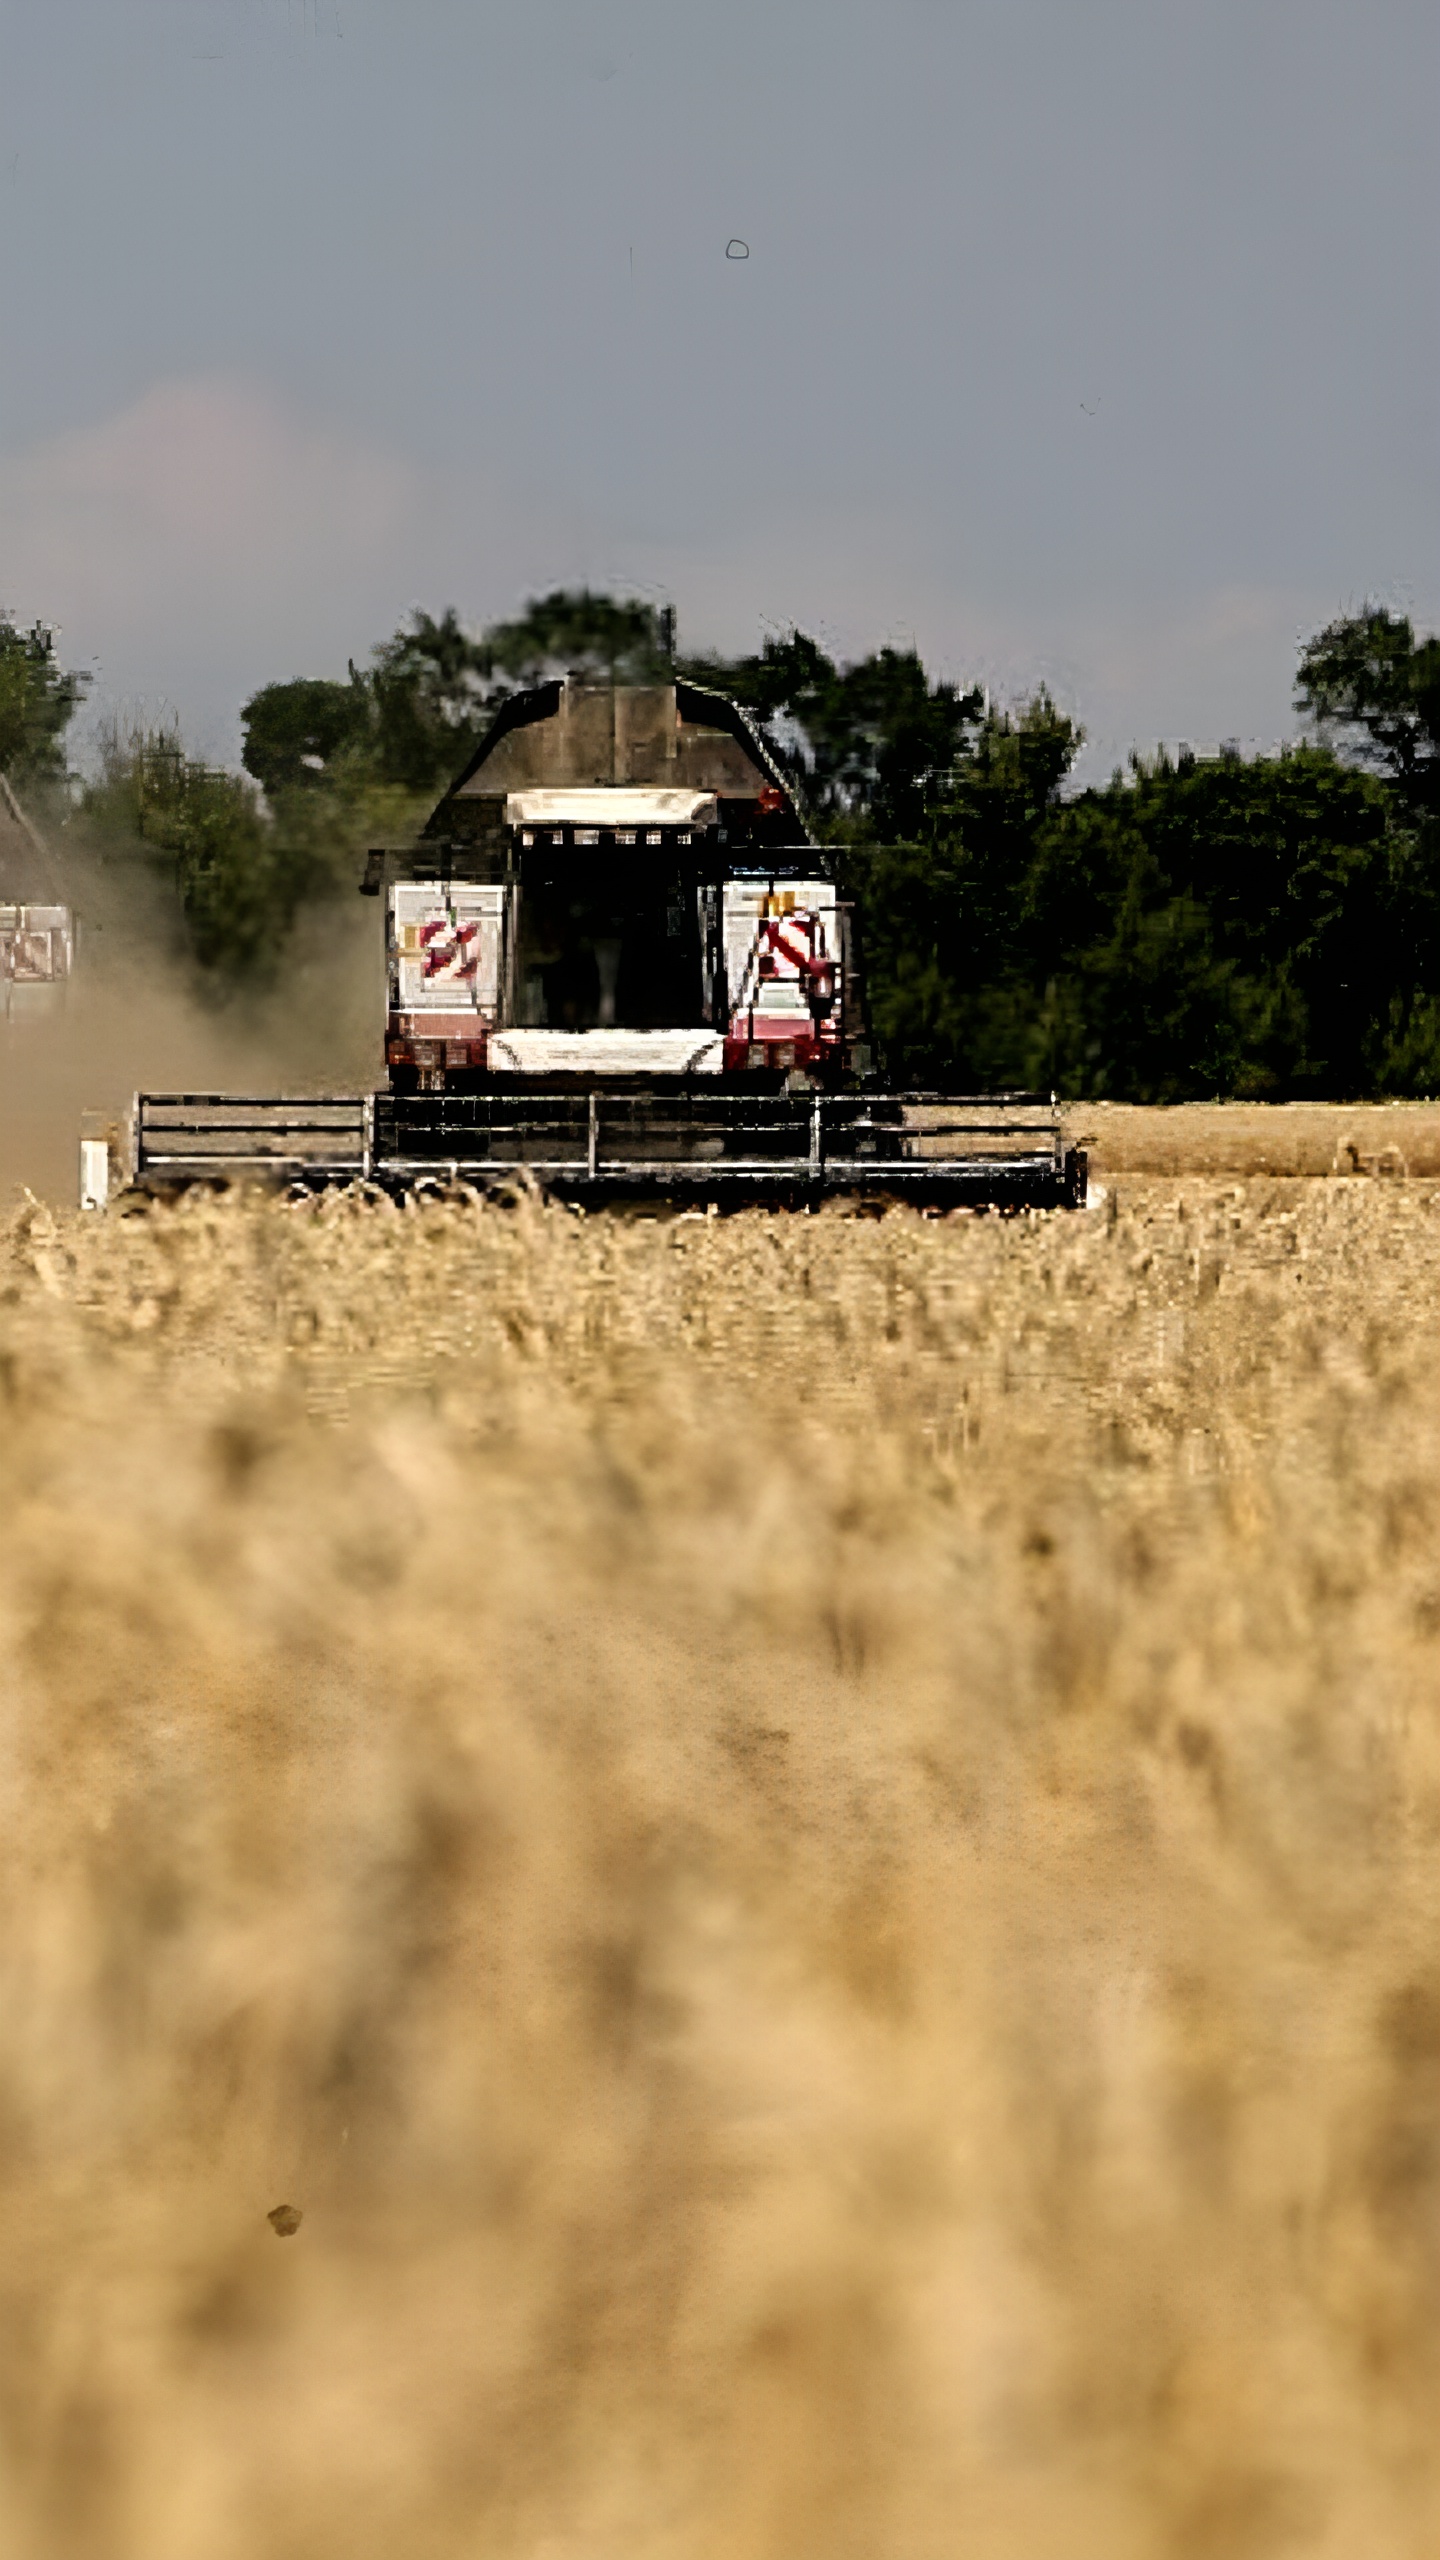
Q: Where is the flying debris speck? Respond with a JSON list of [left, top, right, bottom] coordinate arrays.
[[725, 239, 749, 260]]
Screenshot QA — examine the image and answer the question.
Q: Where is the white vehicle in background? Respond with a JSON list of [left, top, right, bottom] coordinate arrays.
[[1, 777, 75, 1020], [1, 904, 74, 1015]]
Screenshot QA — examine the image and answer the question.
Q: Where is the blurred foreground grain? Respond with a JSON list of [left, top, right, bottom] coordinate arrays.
[[2, 1178, 1439, 2560]]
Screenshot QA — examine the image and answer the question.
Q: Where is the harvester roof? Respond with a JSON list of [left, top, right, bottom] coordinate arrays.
[[423, 677, 807, 841]]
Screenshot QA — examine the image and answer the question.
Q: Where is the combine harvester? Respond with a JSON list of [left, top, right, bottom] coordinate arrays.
[[116, 678, 1086, 1211]]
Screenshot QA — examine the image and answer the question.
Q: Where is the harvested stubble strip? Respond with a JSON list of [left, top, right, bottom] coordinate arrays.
[[0, 1179, 1439, 2560], [1073, 1098, 1440, 1178]]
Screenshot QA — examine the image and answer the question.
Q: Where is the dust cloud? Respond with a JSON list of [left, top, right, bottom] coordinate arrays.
[[0, 798, 382, 1203], [2, 1177, 1439, 2558]]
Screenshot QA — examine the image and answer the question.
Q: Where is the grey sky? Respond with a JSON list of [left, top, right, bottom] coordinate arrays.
[[2, 0, 1436, 781]]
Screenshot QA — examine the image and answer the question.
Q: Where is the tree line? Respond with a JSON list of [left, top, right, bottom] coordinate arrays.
[[3, 593, 1437, 1097]]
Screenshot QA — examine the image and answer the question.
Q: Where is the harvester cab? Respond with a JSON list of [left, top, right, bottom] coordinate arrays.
[[361, 677, 861, 1093]]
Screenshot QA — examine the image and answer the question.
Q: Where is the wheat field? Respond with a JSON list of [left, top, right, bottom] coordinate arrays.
[[2, 1175, 1439, 2560], [1078, 1102, 1440, 1181]]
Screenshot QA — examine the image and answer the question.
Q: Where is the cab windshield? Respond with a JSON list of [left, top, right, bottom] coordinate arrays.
[[515, 848, 704, 1031]]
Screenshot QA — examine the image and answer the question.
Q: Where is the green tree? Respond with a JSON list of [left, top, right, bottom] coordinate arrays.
[[680, 628, 984, 836], [473, 590, 673, 688], [85, 725, 299, 975], [240, 675, 372, 798], [0, 616, 88, 780], [362, 608, 494, 793], [847, 720, 1426, 1100], [845, 692, 1084, 1085], [88, 720, 430, 979], [241, 593, 677, 804], [1027, 745, 1412, 1100], [1296, 606, 1440, 818]]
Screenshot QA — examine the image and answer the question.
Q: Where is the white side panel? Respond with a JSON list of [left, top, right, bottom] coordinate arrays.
[[390, 883, 506, 1015], [722, 879, 838, 1022]]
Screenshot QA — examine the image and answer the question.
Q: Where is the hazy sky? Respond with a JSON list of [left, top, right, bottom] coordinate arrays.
[[2, 0, 1436, 780]]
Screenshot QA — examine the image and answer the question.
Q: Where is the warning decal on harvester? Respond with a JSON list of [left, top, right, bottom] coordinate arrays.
[[418, 917, 482, 983], [391, 883, 506, 1016], [723, 879, 841, 1040]]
